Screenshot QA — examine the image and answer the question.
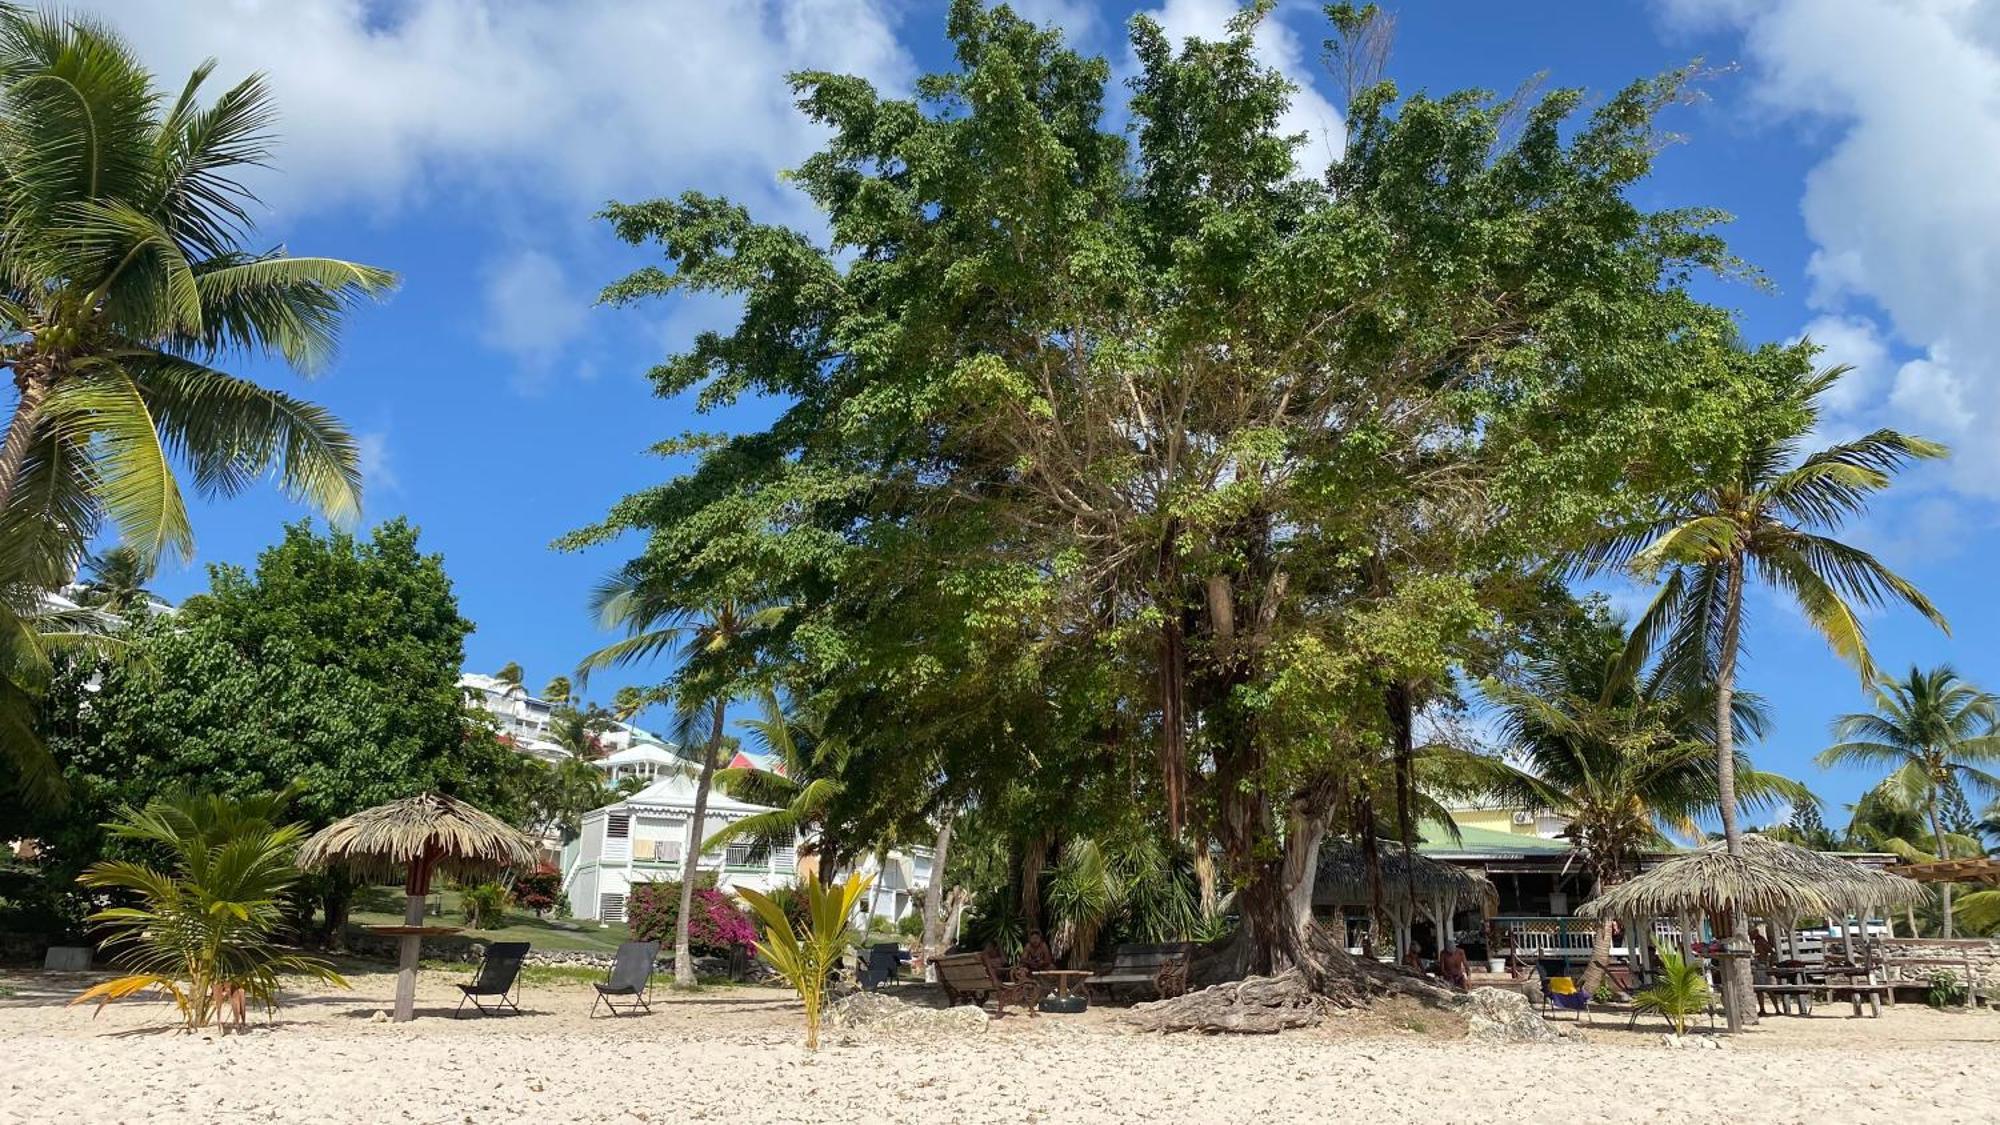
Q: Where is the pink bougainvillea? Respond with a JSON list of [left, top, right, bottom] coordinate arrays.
[[628, 879, 757, 956]]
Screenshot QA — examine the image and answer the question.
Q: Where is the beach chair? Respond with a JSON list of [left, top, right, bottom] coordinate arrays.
[[1541, 974, 1591, 1023], [859, 943, 902, 991], [591, 940, 660, 1017], [455, 941, 529, 1018]]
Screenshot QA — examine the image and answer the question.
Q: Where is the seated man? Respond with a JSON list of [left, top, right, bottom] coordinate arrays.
[[1020, 930, 1056, 974], [1401, 946, 1427, 974], [1436, 941, 1470, 989]]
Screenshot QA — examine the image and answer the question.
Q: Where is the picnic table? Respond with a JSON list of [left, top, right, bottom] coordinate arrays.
[[1034, 970, 1094, 1013]]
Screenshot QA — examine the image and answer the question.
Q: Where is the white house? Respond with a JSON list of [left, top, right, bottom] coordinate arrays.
[[459, 672, 683, 774], [561, 771, 933, 927]]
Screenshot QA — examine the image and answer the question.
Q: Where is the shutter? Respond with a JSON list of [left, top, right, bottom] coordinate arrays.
[[599, 893, 627, 924]]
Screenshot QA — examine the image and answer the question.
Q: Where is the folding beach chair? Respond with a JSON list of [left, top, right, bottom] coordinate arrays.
[[455, 941, 529, 1018], [860, 944, 902, 991], [591, 941, 660, 1017], [1542, 975, 1591, 1023]]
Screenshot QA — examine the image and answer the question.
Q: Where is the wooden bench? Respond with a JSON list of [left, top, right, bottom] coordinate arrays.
[[1753, 983, 1816, 1016], [1826, 981, 1890, 1018], [933, 953, 1039, 1017], [1085, 942, 1194, 1003]]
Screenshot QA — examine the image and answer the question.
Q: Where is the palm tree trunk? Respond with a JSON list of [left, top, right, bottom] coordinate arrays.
[[1930, 802, 1955, 939], [1715, 554, 1756, 1027], [0, 367, 51, 516], [674, 696, 726, 987]]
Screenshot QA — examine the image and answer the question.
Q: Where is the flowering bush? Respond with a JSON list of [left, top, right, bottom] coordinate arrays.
[[511, 867, 562, 918], [627, 878, 757, 956]]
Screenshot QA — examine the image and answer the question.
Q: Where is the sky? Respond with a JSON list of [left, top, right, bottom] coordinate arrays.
[[58, 0, 2000, 822]]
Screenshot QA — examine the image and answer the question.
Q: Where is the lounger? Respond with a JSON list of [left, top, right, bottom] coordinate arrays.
[[860, 944, 901, 991], [592, 941, 660, 1017], [455, 941, 529, 1018]]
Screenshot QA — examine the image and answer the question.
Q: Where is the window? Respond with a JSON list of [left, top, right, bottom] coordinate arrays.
[[606, 813, 631, 839], [599, 893, 626, 923]]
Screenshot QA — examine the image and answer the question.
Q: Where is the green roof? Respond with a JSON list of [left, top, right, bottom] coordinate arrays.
[[1416, 820, 1574, 858]]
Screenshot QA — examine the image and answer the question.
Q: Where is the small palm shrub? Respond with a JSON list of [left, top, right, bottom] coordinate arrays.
[[461, 883, 508, 929], [1632, 941, 1713, 1036], [740, 872, 872, 1050], [72, 791, 345, 1029]]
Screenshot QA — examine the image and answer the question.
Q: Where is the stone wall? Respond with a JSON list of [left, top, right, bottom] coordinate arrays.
[[1872, 938, 1999, 998]]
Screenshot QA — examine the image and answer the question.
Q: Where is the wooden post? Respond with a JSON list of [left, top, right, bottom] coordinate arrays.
[[394, 844, 438, 1023]]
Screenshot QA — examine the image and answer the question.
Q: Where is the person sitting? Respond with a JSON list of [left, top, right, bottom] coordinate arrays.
[[1401, 946, 1426, 974], [1436, 942, 1470, 990], [1021, 930, 1056, 973], [1750, 925, 1775, 963]]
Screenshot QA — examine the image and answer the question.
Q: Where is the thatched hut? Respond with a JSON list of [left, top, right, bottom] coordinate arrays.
[[1315, 840, 1494, 957], [299, 793, 538, 1021]]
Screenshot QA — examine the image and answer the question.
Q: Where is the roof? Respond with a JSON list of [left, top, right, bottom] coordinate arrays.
[[1888, 856, 2000, 885], [1417, 821, 1574, 860], [601, 743, 686, 767], [1316, 840, 1494, 907], [605, 771, 776, 816]]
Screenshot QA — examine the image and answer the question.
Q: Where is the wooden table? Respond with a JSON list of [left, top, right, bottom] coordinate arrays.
[[1033, 970, 1095, 1012]]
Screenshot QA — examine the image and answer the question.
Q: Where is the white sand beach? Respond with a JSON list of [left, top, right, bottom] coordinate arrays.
[[3, 969, 1996, 1125]]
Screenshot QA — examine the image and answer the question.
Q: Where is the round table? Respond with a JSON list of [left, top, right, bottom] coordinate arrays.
[[1034, 970, 1094, 1014]]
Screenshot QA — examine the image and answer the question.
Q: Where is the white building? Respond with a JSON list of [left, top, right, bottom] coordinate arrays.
[[459, 672, 682, 773], [561, 771, 933, 927]]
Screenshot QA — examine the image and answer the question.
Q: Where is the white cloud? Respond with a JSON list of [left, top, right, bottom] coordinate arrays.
[[1660, 0, 2000, 496], [1006, 0, 1104, 42], [1793, 315, 1889, 415], [67, 0, 916, 221], [355, 430, 398, 497], [1138, 0, 1346, 176], [480, 249, 591, 391]]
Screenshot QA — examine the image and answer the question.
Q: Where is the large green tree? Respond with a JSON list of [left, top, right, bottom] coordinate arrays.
[[1819, 665, 2000, 938], [571, 2, 1797, 990], [18, 520, 523, 941]]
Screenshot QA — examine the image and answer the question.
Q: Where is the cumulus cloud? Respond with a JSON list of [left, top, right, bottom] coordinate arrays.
[[65, 0, 916, 220], [480, 249, 592, 391], [354, 430, 399, 498], [1138, 0, 1346, 176], [1661, 0, 2000, 496]]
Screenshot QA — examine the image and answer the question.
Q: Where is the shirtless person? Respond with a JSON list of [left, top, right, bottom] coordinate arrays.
[[1435, 942, 1470, 990]]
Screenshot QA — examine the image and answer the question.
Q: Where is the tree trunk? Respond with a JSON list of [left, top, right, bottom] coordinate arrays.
[[675, 697, 726, 987], [1280, 811, 1330, 947], [1386, 680, 1419, 913], [1577, 867, 1627, 997], [1930, 801, 1955, 939], [920, 813, 955, 967], [319, 878, 354, 951], [1019, 832, 1049, 937], [0, 367, 51, 516], [1714, 555, 1755, 1027]]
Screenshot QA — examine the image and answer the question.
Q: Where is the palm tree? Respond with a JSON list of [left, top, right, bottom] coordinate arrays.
[[492, 662, 524, 689], [1819, 666, 2000, 938], [542, 675, 572, 706], [612, 684, 649, 721], [547, 704, 611, 760], [1586, 362, 1944, 1013], [578, 573, 781, 987], [0, 590, 117, 804], [0, 10, 394, 577], [1840, 784, 1982, 936], [702, 687, 844, 859], [1480, 612, 1803, 994], [73, 545, 157, 615]]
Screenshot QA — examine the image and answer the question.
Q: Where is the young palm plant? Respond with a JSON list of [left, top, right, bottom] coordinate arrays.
[[1819, 666, 2000, 938], [1585, 362, 1944, 1014], [73, 790, 345, 1029], [1632, 940, 1713, 1036], [1480, 608, 1805, 995], [739, 871, 871, 1050]]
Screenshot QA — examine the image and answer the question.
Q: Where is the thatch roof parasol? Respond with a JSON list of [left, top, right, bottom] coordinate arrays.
[[1314, 840, 1493, 908], [1578, 833, 1923, 922], [298, 791, 538, 886], [298, 792, 537, 1022]]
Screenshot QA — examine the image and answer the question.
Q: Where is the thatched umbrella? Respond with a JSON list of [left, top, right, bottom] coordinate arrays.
[[299, 793, 538, 1021], [1315, 841, 1494, 956]]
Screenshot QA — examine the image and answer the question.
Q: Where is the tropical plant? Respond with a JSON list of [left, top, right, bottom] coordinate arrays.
[[1925, 969, 1964, 1008], [1631, 940, 1713, 1036], [459, 882, 507, 930], [510, 867, 561, 917], [1591, 361, 1945, 1011], [542, 675, 572, 706], [71, 790, 345, 1029], [577, 583, 780, 987], [547, 704, 613, 761], [704, 687, 843, 856], [0, 589, 118, 806], [0, 9, 393, 575], [1818, 665, 2000, 938], [739, 871, 872, 1050], [626, 877, 756, 958], [1479, 605, 1806, 993], [72, 546, 158, 615], [493, 661, 523, 688]]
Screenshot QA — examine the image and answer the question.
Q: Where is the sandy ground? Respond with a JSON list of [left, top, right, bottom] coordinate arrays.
[[3, 966, 1997, 1124]]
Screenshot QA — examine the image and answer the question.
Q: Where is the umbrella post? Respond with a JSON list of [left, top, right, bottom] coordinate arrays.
[[394, 847, 438, 1023]]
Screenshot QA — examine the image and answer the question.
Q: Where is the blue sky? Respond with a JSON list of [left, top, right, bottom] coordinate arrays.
[[71, 1, 2000, 822]]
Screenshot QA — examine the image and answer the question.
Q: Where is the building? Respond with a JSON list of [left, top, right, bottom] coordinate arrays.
[[459, 672, 683, 771], [560, 770, 932, 927]]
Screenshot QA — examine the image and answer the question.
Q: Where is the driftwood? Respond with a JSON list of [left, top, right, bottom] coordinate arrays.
[[1124, 924, 1456, 1034]]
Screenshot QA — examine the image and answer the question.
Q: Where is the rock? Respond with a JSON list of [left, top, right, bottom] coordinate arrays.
[[369, 1011, 390, 1023], [1459, 987, 1567, 1044], [824, 992, 989, 1037], [1661, 1033, 1723, 1050]]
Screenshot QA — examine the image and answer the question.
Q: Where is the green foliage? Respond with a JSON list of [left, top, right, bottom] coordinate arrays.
[[739, 872, 872, 1050], [511, 867, 563, 917], [1925, 969, 1965, 1008], [17, 520, 524, 939], [72, 790, 346, 1029], [896, 911, 925, 939], [460, 882, 508, 929], [1632, 941, 1713, 1036]]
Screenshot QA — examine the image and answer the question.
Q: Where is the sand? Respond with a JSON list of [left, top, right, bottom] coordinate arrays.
[[3, 967, 1997, 1124]]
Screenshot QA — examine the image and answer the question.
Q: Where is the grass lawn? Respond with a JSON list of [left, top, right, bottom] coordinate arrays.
[[347, 885, 633, 954]]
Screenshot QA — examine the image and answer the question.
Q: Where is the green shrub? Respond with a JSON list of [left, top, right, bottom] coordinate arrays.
[[1926, 969, 1964, 1008], [896, 912, 925, 939], [461, 883, 508, 930], [865, 913, 892, 934], [1632, 941, 1712, 1036]]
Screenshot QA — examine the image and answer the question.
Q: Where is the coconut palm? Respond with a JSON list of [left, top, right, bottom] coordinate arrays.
[[1480, 611, 1805, 994], [0, 587, 119, 805], [703, 687, 845, 859], [493, 661, 524, 689], [1819, 666, 2000, 938], [578, 574, 782, 986], [72, 545, 157, 615], [1585, 362, 1944, 1011], [1839, 784, 1982, 936], [74, 789, 345, 1029], [542, 675, 572, 706], [0, 10, 394, 576]]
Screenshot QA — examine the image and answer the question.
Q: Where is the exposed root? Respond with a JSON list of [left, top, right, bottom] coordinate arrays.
[[1124, 924, 1458, 1034]]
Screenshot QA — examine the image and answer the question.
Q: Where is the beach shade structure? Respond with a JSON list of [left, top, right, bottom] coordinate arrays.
[[298, 793, 538, 1022], [1314, 840, 1495, 958]]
